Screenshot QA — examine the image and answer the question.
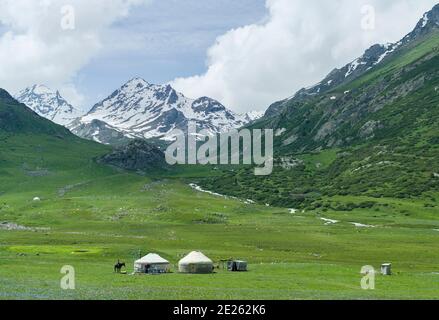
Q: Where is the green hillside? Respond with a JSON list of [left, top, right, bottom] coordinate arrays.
[[198, 28, 439, 208], [0, 89, 72, 137], [0, 88, 438, 299], [0, 89, 113, 199], [2, 6, 439, 300]]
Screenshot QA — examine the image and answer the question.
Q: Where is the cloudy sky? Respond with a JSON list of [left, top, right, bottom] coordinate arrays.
[[0, 0, 437, 113]]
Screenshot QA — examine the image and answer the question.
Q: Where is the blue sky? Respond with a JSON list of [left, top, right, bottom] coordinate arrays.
[[73, 0, 267, 108], [0, 0, 437, 113]]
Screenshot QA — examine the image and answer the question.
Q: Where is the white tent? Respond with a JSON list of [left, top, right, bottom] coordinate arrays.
[[134, 253, 170, 274], [178, 251, 214, 274]]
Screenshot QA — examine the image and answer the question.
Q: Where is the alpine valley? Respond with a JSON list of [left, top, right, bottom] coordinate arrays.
[[1, 3, 439, 301]]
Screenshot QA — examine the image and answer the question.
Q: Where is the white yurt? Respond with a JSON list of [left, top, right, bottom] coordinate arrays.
[[178, 251, 214, 274], [134, 253, 170, 274]]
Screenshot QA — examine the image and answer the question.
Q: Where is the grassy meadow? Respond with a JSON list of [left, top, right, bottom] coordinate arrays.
[[0, 135, 439, 299]]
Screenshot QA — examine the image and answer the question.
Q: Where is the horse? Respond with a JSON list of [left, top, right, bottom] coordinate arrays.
[[114, 260, 126, 273]]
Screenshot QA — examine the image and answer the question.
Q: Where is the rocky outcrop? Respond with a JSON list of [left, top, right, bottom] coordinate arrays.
[[98, 139, 168, 172]]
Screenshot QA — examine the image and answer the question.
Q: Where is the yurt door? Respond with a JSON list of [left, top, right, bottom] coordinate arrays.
[[190, 264, 196, 273]]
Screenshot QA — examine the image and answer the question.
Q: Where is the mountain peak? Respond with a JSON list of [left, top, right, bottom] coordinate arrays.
[[423, 3, 439, 25], [124, 77, 150, 87], [74, 79, 250, 143], [119, 78, 178, 97], [192, 96, 228, 114], [405, 4, 439, 39], [193, 96, 219, 104], [15, 85, 83, 126], [244, 110, 264, 122], [29, 84, 53, 95]]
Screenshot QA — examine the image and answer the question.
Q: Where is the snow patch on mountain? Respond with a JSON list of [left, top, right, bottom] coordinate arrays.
[[265, 4, 439, 117], [15, 85, 83, 126], [70, 78, 252, 143], [375, 42, 402, 65], [243, 110, 264, 123], [345, 58, 366, 78], [422, 13, 429, 28]]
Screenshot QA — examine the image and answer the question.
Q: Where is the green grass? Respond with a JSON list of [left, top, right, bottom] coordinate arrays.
[[1, 137, 439, 299], [2, 25, 439, 300], [296, 149, 339, 170]]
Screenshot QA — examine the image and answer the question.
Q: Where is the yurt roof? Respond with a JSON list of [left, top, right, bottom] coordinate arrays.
[[135, 253, 169, 264], [179, 251, 213, 265]]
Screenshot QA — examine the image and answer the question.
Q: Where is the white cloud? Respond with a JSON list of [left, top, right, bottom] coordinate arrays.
[[0, 0, 149, 109], [171, 0, 438, 113], [58, 83, 85, 108]]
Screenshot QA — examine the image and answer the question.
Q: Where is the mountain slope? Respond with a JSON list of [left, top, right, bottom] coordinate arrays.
[[15, 85, 83, 126], [254, 4, 439, 153], [0, 89, 73, 137], [67, 118, 132, 146], [69, 78, 249, 144], [265, 3, 439, 118], [243, 110, 264, 123], [198, 5, 439, 208], [263, 33, 439, 154], [0, 88, 112, 200]]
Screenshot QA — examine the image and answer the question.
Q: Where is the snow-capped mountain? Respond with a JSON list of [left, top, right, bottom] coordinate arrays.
[[15, 85, 83, 126], [243, 111, 264, 123], [265, 4, 439, 117], [69, 78, 250, 143], [67, 118, 133, 146]]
